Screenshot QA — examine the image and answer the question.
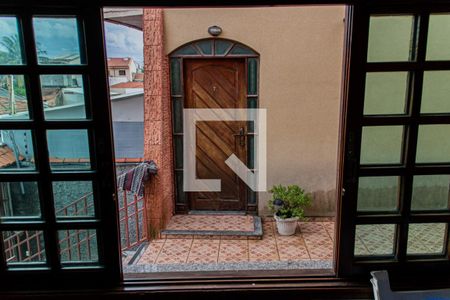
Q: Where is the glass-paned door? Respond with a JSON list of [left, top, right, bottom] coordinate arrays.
[[0, 5, 120, 289], [339, 6, 450, 277]]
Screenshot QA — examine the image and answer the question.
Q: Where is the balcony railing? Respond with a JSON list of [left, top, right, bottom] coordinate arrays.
[[4, 190, 147, 263], [118, 190, 148, 251], [4, 230, 45, 263]]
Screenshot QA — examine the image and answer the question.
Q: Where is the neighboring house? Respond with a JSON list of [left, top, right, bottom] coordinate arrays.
[[108, 79, 144, 160], [40, 87, 84, 112], [38, 53, 81, 65], [0, 130, 33, 165], [107, 57, 137, 85], [40, 74, 82, 88], [110, 81, 143, 95], [0, 144, 23, 169], [41, 91, 144, 162], [110, 91, 144, 159], [0, 86, 144, 219], [0, 89, 144, 164], [133, 72, 144, 82]]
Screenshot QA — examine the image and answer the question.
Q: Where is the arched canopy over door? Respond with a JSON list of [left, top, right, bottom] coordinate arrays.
[[169, 38, 259, 213]]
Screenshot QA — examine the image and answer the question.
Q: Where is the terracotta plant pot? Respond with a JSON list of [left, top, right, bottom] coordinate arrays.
[[274, 215, 299, 236]]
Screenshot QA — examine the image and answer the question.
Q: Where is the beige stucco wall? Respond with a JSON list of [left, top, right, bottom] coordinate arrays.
[[163, 6, 346, 216]]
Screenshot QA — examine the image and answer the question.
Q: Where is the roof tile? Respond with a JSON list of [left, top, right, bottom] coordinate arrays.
[[0, 145, 24, 168], [110, 81, 143, 89], [107, 57, 133, 68]]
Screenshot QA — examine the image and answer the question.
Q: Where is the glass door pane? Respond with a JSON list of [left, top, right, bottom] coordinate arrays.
[[340, 9, 450, 277], [421, 71, 450, 113], [367, 15, 414, 62], [360, 126, 404, 164], [407, 223, 447, 255], [416, 125, 450, 163], [363, 72, 409, 115], [0, 6, 119, 288], [411, 175, 450, 211], [354, 224, 396, 256], [426, 14, 450, 61], [0, 16, 25, 65], [357, 176, 400, 212], [32, 17, 84, 65]]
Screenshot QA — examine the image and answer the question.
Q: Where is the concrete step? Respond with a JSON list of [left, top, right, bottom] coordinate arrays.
[[161, 214, 263, 240]]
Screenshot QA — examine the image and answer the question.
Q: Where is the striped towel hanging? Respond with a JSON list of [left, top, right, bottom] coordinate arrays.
[[117, 160, 157, 196]]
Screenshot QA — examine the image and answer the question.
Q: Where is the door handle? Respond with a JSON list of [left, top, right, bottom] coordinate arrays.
[[233, 127, 246, 146]]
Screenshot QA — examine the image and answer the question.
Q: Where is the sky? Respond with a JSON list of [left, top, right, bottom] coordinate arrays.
[[104, 22, 144, 69], [0, 17, 22, 53], [0, 17, 144, 68], [33, 18, 80, 58], [0, 17, 84, 59]]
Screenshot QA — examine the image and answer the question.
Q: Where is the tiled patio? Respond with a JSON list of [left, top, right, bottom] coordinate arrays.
[[122, 217, 447, 273], [123, 218, 335, 273]]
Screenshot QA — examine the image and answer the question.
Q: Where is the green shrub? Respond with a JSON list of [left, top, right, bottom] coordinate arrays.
[[268, 184, 312, 219]]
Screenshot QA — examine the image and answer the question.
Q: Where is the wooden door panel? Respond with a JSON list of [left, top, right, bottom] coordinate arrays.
[[184, 59, 247, 211]]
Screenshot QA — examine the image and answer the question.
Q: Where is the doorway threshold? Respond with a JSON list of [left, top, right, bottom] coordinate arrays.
[[188, 210, 246, 215], [161, 214, 263, 239]]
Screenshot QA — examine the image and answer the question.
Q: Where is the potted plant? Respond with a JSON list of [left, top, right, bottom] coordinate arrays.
[[268, 184, 312, 236]]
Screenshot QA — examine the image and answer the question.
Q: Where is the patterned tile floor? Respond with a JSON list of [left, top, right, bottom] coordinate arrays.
[[164, 214, 255, 232], [123, 218, 448, 273], [134, 219, 335, 267]]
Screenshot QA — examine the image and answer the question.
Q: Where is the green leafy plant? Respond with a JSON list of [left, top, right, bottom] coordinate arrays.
[[0, 35, 22, 65], [268, 184, 312, 219]]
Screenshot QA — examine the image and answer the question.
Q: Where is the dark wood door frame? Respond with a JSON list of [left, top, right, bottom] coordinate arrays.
[[169, 38, 260, 214], [338, 3, 450, 278], [0, 3, 121, 289]]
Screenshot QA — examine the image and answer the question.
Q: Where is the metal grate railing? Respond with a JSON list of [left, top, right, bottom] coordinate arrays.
[[3, 190, 147, 263], [118, 190, 148, 251]]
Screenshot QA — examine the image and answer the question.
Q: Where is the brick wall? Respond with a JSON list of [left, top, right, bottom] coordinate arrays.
[[143, 9, 174, 238]]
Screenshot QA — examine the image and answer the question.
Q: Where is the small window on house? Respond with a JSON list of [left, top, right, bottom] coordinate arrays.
[[118, 70, 126, 76]]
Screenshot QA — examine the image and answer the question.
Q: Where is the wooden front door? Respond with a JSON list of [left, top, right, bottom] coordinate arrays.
[[184, 59, 247, 211]]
